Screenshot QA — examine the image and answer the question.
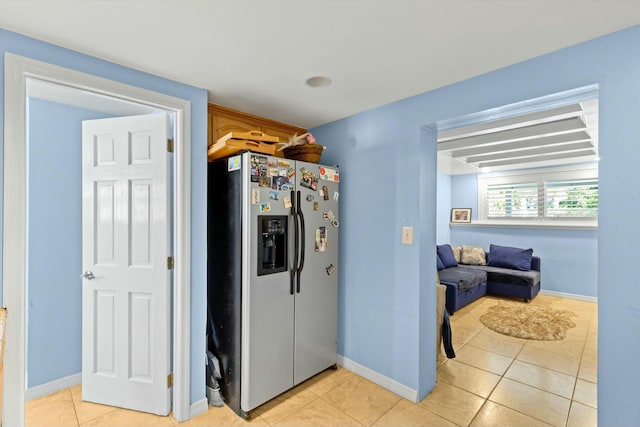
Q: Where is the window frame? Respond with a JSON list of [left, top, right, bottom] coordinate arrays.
[[477, 164, 598, 227]]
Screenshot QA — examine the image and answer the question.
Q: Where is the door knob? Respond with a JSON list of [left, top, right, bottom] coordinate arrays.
[[81, 271, 95, 280]]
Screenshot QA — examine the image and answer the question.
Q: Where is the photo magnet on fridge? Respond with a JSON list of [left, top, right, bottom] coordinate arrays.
[[259, 203, 271, 213], [315, 227, 327, 252], [271, 176, 290, 191], [321, 185, 329, 201], [300, 168, 318, 191]]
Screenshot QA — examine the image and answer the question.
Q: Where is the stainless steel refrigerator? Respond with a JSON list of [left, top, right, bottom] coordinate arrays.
[[207, 151, 339, 418]]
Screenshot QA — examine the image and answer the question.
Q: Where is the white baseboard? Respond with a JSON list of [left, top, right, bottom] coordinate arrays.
[[190, 397, 209, 420], [539, 289, 598, 304], [25, 373, 82, 401], [337, 354, 419, 402]]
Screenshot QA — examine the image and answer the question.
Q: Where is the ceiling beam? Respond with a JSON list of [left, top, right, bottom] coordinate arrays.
[[465, 141, 594, 163], [450, 131, 591, 158], [437, 117, 587, 152], [478, 149, 596, 168], [438, 103, 583, 141]]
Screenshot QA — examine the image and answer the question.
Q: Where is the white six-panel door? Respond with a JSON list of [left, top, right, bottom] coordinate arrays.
[[81, 114, 171, 415]]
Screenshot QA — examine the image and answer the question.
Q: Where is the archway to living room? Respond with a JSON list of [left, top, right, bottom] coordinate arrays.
[[429, 85, 599, 426]]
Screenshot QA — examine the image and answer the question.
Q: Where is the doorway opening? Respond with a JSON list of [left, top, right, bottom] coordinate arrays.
[[433, 86, 599, 422], [3, 53, 192, 425]]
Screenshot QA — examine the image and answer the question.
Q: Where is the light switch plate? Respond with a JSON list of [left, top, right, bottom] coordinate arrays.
[[402, 226, 413, 245]]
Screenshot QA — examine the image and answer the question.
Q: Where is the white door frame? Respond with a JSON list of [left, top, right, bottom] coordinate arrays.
[[2, 53, 192, 425]]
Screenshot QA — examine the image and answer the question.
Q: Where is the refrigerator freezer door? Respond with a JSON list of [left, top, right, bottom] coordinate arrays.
[[293, 161, 339, 385], [241, 153, 295, 411]]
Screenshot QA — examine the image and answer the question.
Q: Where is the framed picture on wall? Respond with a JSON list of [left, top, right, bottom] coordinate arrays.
[[451, 208, 472, 223]]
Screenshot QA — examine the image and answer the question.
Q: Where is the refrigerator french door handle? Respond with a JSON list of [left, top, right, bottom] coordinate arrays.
[[290, 189, 298, 295], [296, 190, 305, 293]]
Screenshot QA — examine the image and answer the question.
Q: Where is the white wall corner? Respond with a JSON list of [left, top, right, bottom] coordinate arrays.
[[337, 354, 419, 402], [539, 289, 597, 304], [189, 397, 209, 420], [25, 373, 82, 401]]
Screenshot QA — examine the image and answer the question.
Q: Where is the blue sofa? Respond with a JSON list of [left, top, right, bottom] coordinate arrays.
[[437, 244, 541, 314]]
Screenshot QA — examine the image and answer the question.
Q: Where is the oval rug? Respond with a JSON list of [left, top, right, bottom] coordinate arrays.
[[480, 301, 577, 340]]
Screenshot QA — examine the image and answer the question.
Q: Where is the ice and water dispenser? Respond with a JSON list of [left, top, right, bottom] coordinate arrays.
[[257, 216, 288, 276]]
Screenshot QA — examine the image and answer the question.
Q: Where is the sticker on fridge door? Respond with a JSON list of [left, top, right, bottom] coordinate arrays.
[[325, 264, 336, 276], [269, 191, 279, 200], [333, 191, 339, 202], [300, 168, 318, 191], [228, 155, 241, 172], [259, 203, 271, 213], [251, 188, 260, 204], [319, 166, 339, 182], [323, 210, 335, 221], [283, 197, 292, 209], [315, 226, 327, 252]]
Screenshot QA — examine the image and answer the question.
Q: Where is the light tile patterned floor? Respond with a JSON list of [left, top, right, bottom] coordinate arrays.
[[26, 294, 597, 427]]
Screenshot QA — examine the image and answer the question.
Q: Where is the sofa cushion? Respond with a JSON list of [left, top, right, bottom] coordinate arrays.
[[437, 244, 458, 268], [437, 255, 445, 271], [438, 267, 487, 291], [487, 244, 533, 271], [461, 245, 487, 265], [452, 246, 462, 263], [462, 264, 540, 287]]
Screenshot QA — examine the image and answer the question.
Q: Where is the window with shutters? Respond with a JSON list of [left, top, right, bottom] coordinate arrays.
[[477, 165, 598, 226], [545, 178, 598, 218], [486, 182, 539, 218]]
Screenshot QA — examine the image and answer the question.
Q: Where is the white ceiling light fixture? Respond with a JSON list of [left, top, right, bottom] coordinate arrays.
[[306, 76, 332, 88]]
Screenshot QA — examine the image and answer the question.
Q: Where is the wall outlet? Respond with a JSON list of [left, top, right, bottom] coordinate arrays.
[[402, 226, 414, 245]]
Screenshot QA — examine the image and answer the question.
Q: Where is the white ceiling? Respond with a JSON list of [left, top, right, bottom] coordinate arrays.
[[1, 0, 638, 131]]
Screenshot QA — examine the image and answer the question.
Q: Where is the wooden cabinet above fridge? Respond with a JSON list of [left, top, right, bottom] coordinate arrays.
[[208, 103, 307, 147]]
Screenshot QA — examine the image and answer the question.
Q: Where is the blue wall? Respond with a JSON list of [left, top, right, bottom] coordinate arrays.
[[313, 25, 640, 426], [451, 174, 478, 221], [450, 226, 597, 297], [0, 29, 208, 405], [436, 173, 451, 244], [26, 98, 112, 387], [447, 173, 597, 298]]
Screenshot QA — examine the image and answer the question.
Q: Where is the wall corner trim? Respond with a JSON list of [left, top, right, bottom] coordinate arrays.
[[337, 354, 419, 402]]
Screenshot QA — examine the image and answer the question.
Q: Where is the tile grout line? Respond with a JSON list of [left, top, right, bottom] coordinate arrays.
[[447, 297, 597, 427], [69, 388, 81, 427]]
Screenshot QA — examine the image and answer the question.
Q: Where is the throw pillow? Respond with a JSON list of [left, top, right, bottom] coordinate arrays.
[[487, 244, 533, 271], [461, 245, 487, 265], [452, 246, 462, 263], [436, 244, 458, 268], [437, 255, 445, 271]]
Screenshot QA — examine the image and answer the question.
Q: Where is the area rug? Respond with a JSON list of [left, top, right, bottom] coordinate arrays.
[[479, 301, 577, 341]]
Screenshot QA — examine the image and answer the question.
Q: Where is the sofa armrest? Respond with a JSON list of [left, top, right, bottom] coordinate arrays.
[[531, 256, 541, 272]]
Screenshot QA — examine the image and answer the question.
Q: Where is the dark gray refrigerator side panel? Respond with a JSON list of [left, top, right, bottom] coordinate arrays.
[[207, 157, 243, 415]]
